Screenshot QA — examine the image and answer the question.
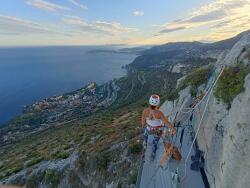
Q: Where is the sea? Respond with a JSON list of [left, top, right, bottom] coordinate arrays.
[[0, 46, 137, 124]]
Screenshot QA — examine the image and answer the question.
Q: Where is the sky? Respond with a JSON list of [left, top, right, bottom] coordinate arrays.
[[0, 0, 250, 46]]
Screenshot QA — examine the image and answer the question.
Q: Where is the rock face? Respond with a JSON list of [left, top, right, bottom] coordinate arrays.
[[195, 33, 250, 188], [161, 31, 250, 188], [171, 63, 186, 73], [198, 74, 250, 188]]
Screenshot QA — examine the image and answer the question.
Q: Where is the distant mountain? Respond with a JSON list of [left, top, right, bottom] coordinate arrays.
[[209, 29, 250, 50], [87, 46, 150, 55], [128, 30, 250, 70], [119, 46, 150, 55], [145, 30, 250, 54], [142, 41, 204, 55]]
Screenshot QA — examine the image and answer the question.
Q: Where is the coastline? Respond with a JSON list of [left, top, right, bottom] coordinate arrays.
[[0, 46, 136, 124]]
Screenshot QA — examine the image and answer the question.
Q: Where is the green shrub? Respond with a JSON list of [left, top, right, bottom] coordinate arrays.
[[214, 65, 250, 108], [62, 144, 71, 150], [78, 151, 87, 170], [126, 129, 139, 139], [128, 169, 138, 185], [45, 170, 61, 188], [95, 152, 110, 170], [163, 89, 179, 102], [27, 174, 39, 188], [128, 142, 143, 154], [26, 157, 44, 167], [3, 169, 12, 178], [11, 163, 23, 174], [27, 172, 45, 188], [179, 65, 212, 96], [52, 150, 70, 159], [0, 165, 23, 179]]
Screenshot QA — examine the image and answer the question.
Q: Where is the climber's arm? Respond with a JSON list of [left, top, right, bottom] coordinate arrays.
[[160, 111, 176, 134]]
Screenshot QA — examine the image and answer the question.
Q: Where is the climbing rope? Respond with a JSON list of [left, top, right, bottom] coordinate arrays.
[[137, 65, 225, 187], [180, 66, 225, 182]]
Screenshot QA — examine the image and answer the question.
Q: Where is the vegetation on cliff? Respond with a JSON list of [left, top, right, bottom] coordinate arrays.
[[179, 65, 213, 96], [214, 65, 250, 108]]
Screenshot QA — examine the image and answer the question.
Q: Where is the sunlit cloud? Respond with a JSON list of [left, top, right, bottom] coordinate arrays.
[[157, 0, 249, 34], [63, 16, 138, 36], [133, 11, 144, 17], [26, 0, 70, 12], [68, 0, 88, 10], [142, 0, 248, 44]]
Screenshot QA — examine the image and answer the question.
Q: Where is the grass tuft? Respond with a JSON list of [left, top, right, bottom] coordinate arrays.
[[179, 65, 212, 96], [214, 65, 250, 109], [45, 170, 61, 188], [128, 168, 138, 185], [26, 157, 44, 167], [52, 150, 70, 159], [95, 152, 110, 170], [128, 142, 142, 154]]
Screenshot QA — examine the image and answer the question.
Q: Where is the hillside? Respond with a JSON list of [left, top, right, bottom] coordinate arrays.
[[128, 31, 250, 70], [1, 30, 250, 188], [0, 65, 184, 187]]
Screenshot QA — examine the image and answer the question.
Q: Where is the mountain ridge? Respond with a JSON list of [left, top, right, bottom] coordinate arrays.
[[128, 30, 250, 70]]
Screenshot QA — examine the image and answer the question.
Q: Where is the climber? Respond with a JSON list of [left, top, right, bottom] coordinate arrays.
[[141, 94, 176, 159]]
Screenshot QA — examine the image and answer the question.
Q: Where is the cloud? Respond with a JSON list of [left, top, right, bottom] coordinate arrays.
[[0, 14, 60, 35], [159, 26, 187, 34], [63, 16, 138, 36], [158, 0, 250, 35], [133, 11, 144, 17], [210, 20, 231, 28], [158, 9, 227, 33], [68, 0, 88, 10], [187, 10, 226, 23], [26, 0, 70, 12]]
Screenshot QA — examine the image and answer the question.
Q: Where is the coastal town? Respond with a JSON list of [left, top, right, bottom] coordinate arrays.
[[1, 81, 120, 144]]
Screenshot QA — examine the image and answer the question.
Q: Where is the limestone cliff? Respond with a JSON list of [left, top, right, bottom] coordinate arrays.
[[195, 33, 250, 188], [162, 32, 250, 188]]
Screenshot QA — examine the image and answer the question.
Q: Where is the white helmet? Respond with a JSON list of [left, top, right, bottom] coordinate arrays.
[[149, 94, 160, 106]]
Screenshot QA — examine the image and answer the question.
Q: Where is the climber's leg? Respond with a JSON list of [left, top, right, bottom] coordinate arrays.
[[152, 135, 160, 154], [143, 127, 149, 149]]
